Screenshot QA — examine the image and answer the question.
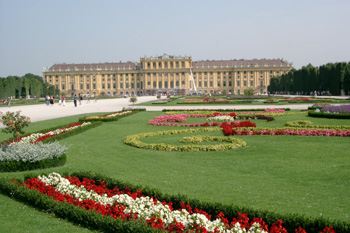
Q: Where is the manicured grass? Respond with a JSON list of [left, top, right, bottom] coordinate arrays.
[[0, 110, 349, 232]]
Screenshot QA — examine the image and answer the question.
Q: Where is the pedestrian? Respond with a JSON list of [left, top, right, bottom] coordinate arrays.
[[50, 96, 54, 106], [94, 94, 97, 103], [58, 96, 62, 106], [74, 94, 77, 107], [46, 95, 50, 106], [79, 94, 82, 105], [7, 96, 11, 107], [62, 96, 66, 106], [87, 94, 90, 103]]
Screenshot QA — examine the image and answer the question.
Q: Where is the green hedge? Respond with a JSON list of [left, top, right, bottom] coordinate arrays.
[[2, 171, 346, 233], [308, 111, 350, 119], [0, 154, 66, 172], [0, 176, 161, 233]]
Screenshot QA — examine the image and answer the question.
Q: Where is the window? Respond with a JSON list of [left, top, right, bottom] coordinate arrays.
[[102, 84, 105, 89], [164, 81, 168, 88], [217, 81, 221, 86], [87, 84, 90, 89], [80, 84, 83, 89], [113, 84, 116, 88], [137, 83, 140, 88], [93, 84, 96, 89], [153, 62, 156, 68], [210, 81, 213, 87], [170, 81, 174, 88], [62, 84, 65, 90], [56, 84, 58, 89], [158, 81, 162, 88], [244, 81, 247, 86], [126, 83, 129, 88], [71, 84, 74, 90], [120, 83, 123, 88], [204, 81, 207, 87], [147, 81, 151, 85], [108, 84, 111, 89], [223, 81, 226, 87], [198, 81, 202, 87], [237, 81, 240, 86], [181, 61, 185, 67], [260, 81, 263, 86], [251, 71, 253, 74], [153, 81, 156, 88], [131, 83, 134, 88], [181, 80, 185, 85], [170, 62, 173, 68], [176, 62, 179, 68], [159, 62, 162, 68], [250, 81, 254, 86], [147, 62, 150, 68], [176, 81, 179, 87]]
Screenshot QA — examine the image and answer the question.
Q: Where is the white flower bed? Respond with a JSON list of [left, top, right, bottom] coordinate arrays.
[[38, 172, 267, 233], [20, 122, 91, 143], [207, 116, 235, 122], [0, 142, 67, 162]]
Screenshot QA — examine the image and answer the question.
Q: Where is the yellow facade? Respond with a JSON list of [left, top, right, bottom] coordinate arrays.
[[43, 54, 293, 96]]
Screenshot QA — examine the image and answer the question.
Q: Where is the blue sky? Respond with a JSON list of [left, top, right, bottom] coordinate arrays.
[[0, 0, 349, 77]]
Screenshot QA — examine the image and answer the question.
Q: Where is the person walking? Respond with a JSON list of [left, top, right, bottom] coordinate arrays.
[[74, 94, 77, 107], [87, 94, 90, 103], [50, 96, 54, 106], [62, 96, 66, 106], [79, 94, 83, 105], [58, 96, 62, 106]]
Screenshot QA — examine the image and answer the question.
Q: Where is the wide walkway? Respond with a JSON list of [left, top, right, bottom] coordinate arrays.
[[0, 95, 342, 125]]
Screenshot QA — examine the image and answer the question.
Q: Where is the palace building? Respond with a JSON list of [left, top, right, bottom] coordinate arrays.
[[43, 54, 293, 96]]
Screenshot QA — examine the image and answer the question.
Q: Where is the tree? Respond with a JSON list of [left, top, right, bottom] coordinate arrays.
[[244, 87, 255, 96], [129, 96, 137, 104]]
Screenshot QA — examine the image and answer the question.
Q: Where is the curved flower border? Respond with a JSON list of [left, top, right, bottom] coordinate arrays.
[[124, 128, 247, 151]]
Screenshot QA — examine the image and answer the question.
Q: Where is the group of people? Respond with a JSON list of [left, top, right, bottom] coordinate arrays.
[[45, 95, 66, 106], [45, 94, 96, 107]]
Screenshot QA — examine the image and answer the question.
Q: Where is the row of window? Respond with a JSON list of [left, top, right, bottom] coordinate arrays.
[[46, 70, 285, 79], [145, 61, 186, 69]]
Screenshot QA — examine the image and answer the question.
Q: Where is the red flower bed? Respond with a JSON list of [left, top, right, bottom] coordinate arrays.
[[15, 175, 336, 233]]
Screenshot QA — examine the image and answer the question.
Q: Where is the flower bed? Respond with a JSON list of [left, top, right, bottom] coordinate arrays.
[[222, 126, 350, 137], [321, 105, 350, 114], [0, 121, 101, 172], [148, 112, 266, 127], [79, 110, 137, 122], [19, 122, 91, 144], [3, 172, 339, 233], [124, 128, 247, 151]]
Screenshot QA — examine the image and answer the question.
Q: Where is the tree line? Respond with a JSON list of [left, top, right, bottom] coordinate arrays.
[[0, 73, 60, 99], [268, 62, 350, 95]]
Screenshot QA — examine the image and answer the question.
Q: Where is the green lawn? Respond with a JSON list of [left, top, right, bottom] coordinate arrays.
[[0, 111, 349, 232]]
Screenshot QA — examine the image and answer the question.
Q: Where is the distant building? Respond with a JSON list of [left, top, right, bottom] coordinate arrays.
[[43, 53, 293, 96]]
